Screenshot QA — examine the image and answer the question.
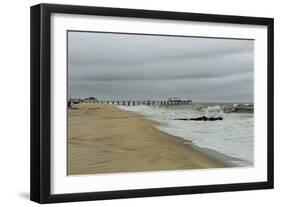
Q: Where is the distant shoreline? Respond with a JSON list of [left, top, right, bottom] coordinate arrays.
[[67, 103, 225, 175]]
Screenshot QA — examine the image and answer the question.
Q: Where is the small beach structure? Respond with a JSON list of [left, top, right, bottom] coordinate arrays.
[[68, 98, 81, 109]]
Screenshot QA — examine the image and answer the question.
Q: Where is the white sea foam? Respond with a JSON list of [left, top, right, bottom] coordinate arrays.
[[116, 104, 253, 167], [205, 105, 224, 118]]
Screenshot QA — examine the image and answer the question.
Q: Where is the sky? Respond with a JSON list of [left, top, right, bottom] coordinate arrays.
[[68, 31, 254, 102]]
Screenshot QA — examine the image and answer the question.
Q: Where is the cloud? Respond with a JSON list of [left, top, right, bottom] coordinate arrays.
[[68, 31, 254, 102]]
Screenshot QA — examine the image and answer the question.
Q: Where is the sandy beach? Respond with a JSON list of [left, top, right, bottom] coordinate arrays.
[[67, 103, 224, 175]]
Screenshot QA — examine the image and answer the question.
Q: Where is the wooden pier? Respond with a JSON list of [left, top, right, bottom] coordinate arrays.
[[83, 100, 192, 106]]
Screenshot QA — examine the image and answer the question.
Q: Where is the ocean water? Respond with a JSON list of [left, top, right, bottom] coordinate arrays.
[[116, 104, 254, 167]]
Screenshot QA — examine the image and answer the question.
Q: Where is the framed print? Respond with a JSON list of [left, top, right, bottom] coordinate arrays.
[[30, 3, 274, 203]]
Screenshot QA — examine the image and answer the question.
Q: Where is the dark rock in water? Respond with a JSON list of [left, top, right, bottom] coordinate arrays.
[[174, 116, 223, 121], [208, 117, 223, 121]]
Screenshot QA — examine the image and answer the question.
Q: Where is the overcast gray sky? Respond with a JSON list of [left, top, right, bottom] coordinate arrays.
[[68, 31, 254, 102]]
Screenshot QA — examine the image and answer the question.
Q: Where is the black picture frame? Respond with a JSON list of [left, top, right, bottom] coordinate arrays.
[[30, 3, 274, 204]]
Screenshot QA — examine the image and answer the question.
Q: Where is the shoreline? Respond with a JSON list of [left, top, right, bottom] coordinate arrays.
[[116, 105, 243, 168], [68, 103, 225, 175]]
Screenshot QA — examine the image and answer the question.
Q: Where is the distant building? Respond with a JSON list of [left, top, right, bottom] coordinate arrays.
[[84, 96, 98, 103], [88, 97, 97, 100], [168, 97, 181, 103], [167, 97, 192, 105]]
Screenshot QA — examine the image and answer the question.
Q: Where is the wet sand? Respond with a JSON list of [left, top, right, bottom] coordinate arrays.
[[67, 103, 224, 175]]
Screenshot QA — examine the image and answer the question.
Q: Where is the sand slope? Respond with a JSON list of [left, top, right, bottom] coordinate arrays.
[[67, 103, 223, 175]]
